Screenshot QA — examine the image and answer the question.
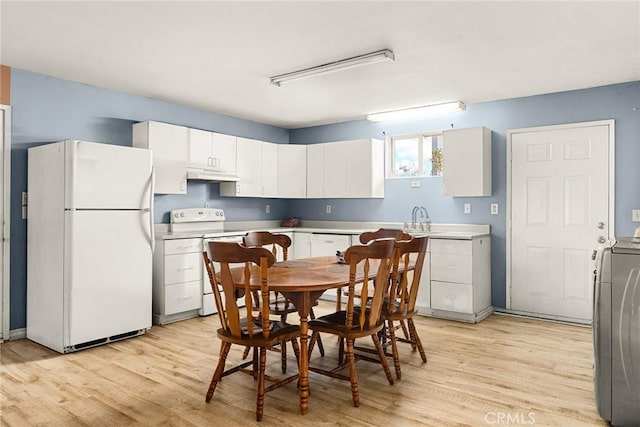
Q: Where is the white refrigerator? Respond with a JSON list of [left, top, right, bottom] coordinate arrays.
[[27, 140, 154, 353]]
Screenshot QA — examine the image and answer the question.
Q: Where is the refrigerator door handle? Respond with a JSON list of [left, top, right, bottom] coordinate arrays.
[[149, 166, 155, 254]]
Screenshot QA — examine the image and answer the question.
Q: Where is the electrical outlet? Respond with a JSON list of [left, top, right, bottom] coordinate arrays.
[[491, 203, 499, 215], [410, 180, 421, 188], [22, 192, 28, 205], [633, 209, 640, 222], [265, 204, 270, 214], [464, 203, 471, 214], [326, 204, 332, 214], [22, 206, 28, 219]]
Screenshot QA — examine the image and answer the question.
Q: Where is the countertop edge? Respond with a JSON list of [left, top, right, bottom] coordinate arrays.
[[155, 222, 490, 241]]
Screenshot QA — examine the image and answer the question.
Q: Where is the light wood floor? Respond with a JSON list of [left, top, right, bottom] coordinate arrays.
[[1, 301, 606, 426]]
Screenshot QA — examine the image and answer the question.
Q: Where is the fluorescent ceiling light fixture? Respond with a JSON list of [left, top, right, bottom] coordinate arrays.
[[366, 101, 466, 122], [270, 49, 395, 87]]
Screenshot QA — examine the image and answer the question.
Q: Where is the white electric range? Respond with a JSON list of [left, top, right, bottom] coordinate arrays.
[[170, 208, 247, 316]]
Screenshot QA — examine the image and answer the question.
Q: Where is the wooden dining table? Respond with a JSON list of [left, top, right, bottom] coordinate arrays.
[[226, 255, 390, 415]]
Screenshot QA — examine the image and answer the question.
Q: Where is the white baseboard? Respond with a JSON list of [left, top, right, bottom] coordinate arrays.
[[493, 308, 591, 327], [9, 328, 26, 340]]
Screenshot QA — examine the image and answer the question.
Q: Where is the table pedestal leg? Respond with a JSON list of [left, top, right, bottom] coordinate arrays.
[[282, 290, 324, 415], [298, 310, 310, 415]]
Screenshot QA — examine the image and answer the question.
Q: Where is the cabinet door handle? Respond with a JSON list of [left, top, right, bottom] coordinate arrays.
[[179, 295, 193, 300], [178, 267, 195, 271]]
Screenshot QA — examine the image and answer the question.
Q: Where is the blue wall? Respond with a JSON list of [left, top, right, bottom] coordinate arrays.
[[9, 69, 290, 329], [289, 81, 640, 310], [8, 68, 640, 330]]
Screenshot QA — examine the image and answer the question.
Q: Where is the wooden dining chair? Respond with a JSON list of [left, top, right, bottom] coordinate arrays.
[[339, 228, 415, 349], [385, 236, 429, 379], [307, 238, 396, 407], [337, 228, 413, 309], [358, 228, 413, 245], [243, 231, 325, 359], [202, 241, 301, 422], [243, 231, 294, 321]]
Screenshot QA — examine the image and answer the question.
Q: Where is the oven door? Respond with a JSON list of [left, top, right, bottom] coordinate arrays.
[[201, 235, 246, 315]]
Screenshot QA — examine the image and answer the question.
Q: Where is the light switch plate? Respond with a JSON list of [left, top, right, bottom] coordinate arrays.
[[265, 204, 270, 214], [491, 203, 499, 215], [410, 180, 421, 188], [22, 192, 28, 205], [633, 209, 640, 222], [464, 203, 471, 214]]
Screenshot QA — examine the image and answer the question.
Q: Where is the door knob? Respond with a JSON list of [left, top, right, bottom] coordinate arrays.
[[597, 222, 606, 230], [597, 236, 606, 244]]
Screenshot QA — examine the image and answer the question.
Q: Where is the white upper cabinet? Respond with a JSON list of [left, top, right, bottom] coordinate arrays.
[[188, 128, 237, 175], [261, 141, 278, 197], [277, 144, 307, 198], [306, 144, 324, 198], [323, 142, 348, 197], [133, 121, 188, 194], [442, 126, 492, 197], [308, 138, 384, 198], [220, 138, 277, 197]]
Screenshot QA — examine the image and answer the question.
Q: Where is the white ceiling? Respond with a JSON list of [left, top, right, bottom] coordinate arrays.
[[2, 1, 639, 129]]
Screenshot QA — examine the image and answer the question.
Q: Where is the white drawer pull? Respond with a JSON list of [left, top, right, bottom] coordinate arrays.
[[178, 267, 195, 271], [179, 295, 193, 300]]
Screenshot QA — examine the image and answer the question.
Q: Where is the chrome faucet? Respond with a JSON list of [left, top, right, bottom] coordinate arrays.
[[411, 206, 419, 228], [410, 206, 431, 231]]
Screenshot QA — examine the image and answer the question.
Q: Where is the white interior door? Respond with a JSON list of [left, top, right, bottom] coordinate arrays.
[[508, 121, 613, 322]]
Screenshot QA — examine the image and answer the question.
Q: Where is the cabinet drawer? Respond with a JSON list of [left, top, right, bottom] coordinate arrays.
[[431, 252, 472, 284], [310, 234, 351, 257], [165, 281, 202, 315], [165, 238, 202, 255], [431, 281, 473, 313], [430, 239, 472, 256], [165, 253, 203, 284]]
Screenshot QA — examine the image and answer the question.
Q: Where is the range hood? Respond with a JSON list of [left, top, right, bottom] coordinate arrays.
[[186, 168, 239, 182]]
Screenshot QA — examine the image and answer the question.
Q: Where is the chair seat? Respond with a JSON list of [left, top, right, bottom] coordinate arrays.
[[217, 319, 300, 346], [309, 310, 384, 338]]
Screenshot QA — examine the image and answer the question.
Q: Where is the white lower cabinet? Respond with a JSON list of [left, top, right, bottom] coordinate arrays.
[[416, 236, 491, 323], [310, 234, 351, 257], [292, 232, 352, 259], [292, 232, 312, 259], [152, 238, 203, 324]]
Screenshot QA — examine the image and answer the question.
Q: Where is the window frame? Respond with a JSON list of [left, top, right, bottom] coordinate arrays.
[[385, 130, 443, 179]]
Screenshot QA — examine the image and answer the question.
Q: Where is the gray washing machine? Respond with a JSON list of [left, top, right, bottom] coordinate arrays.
[[594, 237, 640, 426]]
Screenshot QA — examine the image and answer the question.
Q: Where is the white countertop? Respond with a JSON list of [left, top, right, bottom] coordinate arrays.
[[155, 221, 490, 240]]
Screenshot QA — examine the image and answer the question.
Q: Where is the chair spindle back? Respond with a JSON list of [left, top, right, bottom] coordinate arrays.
[[343, 238, 395, 330], [203, 241, 275, 338]]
